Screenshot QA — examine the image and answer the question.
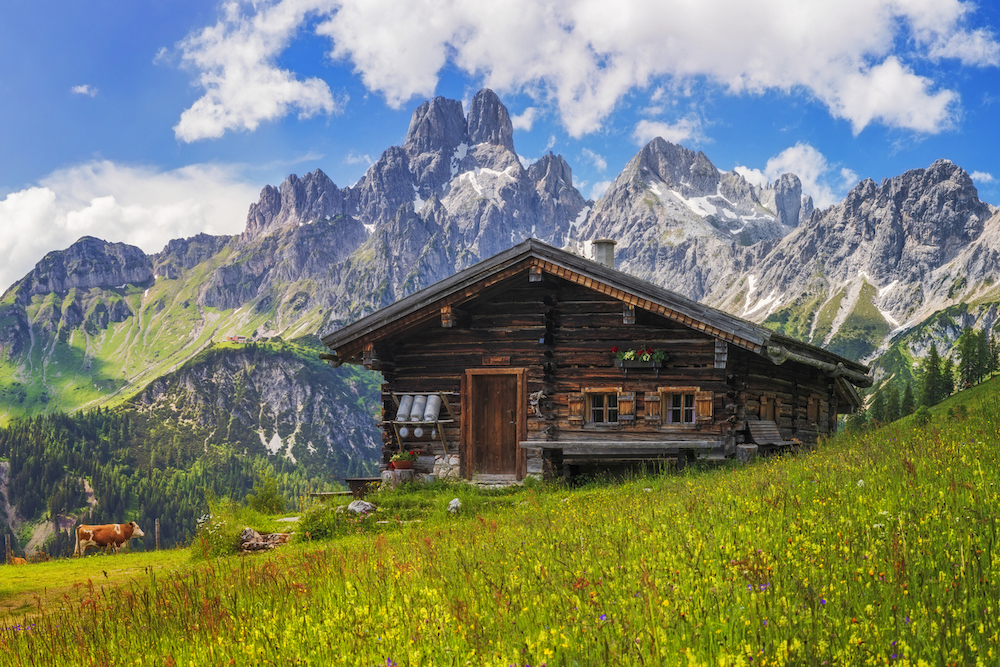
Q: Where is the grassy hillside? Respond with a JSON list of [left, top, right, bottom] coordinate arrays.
[[3, 377, 999, 665], [0, 245, 331, 426]]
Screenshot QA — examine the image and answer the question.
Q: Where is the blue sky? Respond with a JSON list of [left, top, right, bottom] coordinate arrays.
[[2, 0, 1000, 290]]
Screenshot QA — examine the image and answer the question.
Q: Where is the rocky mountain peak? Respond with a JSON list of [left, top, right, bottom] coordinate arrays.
[[528, 153, 575, 199], [14, 236, 153, 302], [773, 173, 803, 228], [404, 96, 468, 195], [871, 159, 990, 251], [243, 169, 344, 239], [404, 96, 467, 157], [466, 88, 514, 152], [633, 138, 720, 199]]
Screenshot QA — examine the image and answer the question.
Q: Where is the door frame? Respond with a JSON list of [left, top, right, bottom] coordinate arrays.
[[462, 368, 527, 480]]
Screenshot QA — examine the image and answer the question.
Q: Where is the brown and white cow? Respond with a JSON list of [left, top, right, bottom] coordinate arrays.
[[74, 521, 145, 556]]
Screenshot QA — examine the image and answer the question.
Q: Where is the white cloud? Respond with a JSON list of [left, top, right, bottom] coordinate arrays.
[[590, 179, 612, 200], [735, 142, 856, 208], [581, 148, 607, 172], [733, 166, 769, 189], [0, 161, 260, 291], [344, 151, 374, 166], [511, 106, 539, 131], [172, 0, 344, 142], [971, 170, 995, 183], [171, 0, 1000, 140], [633, 117, 704, 146], [71, 84, 98, 97]]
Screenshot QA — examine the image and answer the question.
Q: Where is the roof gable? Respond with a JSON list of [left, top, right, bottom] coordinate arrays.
[[320, 238, 871, 387]]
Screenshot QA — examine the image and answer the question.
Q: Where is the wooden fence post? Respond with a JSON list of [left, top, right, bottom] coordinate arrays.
[[155, 518, 161, 551], [4, 534, 10, 563]]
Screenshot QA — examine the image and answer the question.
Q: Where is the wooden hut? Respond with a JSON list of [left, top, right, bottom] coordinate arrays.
[[320, 239, 871, 482]]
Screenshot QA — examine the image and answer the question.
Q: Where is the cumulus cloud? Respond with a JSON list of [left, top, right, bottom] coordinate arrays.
[[172, 0, 344, 142], [581, 148, 607, 172], [343, 150, 374, 166], [735, 142, 858, 208], [633, 117, 704, 146], [71, 84, 98, 97], [172, 0, 999, 140], [971, 170, 995, 183], [589, 179, 612, 200], [511, 107, 539, 131], [0, 161, 260, 291]]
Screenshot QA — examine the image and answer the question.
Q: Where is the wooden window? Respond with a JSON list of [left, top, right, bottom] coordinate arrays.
[[589, 393, 619, 423], [658, 386, 704, 426], [576, 387, 623, 426], [664, 392, 695, 424]]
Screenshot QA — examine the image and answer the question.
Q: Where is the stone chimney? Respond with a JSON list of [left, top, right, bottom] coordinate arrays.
[[592, 239, 616, 269]]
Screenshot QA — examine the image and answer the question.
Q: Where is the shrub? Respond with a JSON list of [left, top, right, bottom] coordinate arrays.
[[193, 498, 275, 559], [245, 472, 285, 514], [913, 405, 932, 426], [297, 502, 378, 541]]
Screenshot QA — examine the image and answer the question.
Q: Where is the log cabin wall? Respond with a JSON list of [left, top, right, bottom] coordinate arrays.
[[377, 274, 745, 478], [728, 346, 838, 446], [531, 280, 732, 443], [325, 240, 870, 479], [377, 279, 553, 479]]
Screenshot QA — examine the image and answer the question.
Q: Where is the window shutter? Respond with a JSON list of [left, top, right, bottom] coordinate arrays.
[[643, 392, 661, 423], [618, 391, 635, 422], [568, 393, 585, 423], [695, 391, 714, 423], [809, 396, 824, 423]]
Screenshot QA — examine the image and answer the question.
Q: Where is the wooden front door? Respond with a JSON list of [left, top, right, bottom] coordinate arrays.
[[466, 370, 524, 478]]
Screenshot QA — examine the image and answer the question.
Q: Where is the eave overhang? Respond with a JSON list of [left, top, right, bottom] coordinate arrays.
[[319, 238, 873, 396]]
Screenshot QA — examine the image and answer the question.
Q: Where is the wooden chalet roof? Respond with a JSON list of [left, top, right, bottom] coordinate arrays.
[[320, 238, 872, 388]]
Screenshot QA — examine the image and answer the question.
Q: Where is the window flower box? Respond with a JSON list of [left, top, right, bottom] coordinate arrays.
[[612, 346, 667, 376], [614, 359, 663, 369]]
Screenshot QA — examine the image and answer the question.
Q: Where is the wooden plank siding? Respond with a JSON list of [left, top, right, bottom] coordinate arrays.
[[378, 276, 749, 476], [727, 345, 839, 447]]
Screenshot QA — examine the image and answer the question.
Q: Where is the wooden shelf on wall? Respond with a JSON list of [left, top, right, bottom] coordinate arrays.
[[386, 392, 457, 453]]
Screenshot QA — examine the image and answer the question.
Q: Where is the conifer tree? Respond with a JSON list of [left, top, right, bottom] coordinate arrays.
[[989, 331, 999, 379], [942, 357, 956, 398], [886, 383, 900, 422], [977, 329, 991, 383], [870, 389, 887, 424], [921, 343, 945, 407], [957, 328, 978, 388]]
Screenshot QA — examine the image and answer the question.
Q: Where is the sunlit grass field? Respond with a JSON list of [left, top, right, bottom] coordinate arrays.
[[3, 379, 1000, 666]]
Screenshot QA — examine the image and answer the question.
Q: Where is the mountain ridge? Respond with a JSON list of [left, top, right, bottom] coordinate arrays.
[[3, 88, 999, 479]]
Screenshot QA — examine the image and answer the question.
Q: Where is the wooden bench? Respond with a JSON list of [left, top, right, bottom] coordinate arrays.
[[520, 440, 725, 478], [343, 477, 383, 499], [308, 491, 353, 502], [746, 420, 795, 449]]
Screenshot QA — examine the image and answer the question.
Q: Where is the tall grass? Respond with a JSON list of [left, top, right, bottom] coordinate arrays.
[[3, 383, 1000, 665]]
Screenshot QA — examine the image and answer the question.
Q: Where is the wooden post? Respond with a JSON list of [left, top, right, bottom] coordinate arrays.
[[155, 519, 161, 551], [4, 534, 10, 563]]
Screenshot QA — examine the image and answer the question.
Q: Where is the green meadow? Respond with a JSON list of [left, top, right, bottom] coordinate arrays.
[[3, 380, 1000, 666]]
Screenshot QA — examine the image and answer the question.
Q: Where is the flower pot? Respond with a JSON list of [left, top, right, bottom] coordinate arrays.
[[614, 358, 663, 377], [614, 359, 662, 368], [390, 460, 414, 470]]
